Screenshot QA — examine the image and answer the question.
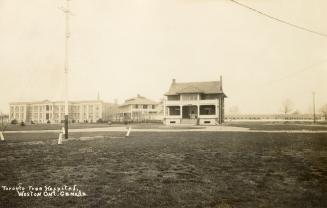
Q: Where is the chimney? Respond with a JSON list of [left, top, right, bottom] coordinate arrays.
[[219, 75, 223, 91], [97, 91, 100, 101], [172, 78, 176, 84]]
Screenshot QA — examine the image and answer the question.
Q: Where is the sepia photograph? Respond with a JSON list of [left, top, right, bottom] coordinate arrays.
[[0, 0, 326, 207]]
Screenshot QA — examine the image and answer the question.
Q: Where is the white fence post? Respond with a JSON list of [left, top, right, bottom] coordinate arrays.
[[126, 126, 131, 137], [58, 133, 63, 145], [58, 127, 65, 145], [0, 132, 4, 141]]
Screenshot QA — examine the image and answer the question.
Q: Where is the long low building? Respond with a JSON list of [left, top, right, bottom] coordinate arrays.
[[9, 99, 118, 124], [225, 113, 324, 121]]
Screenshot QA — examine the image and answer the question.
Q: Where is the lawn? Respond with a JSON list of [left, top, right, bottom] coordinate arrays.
[[0, 131, 326, 208], [3, 121, 327, 132], [2, 123, 112, 131], [2, 122, 204, 132], [226, 121, 327, 131]]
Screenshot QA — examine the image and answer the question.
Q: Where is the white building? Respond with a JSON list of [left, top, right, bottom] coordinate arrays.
[[114, 94, 160, 122], [9, 100, 118, 124], [163, 77, 227, 125]]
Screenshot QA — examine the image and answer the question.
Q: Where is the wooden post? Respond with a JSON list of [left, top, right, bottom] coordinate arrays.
[[0, 132, 4, 141], [313, 92, 316, 123], [222, 97, 224, 123]]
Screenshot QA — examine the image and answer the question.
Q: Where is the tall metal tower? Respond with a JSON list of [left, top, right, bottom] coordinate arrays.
[[61, 0, 72, 139]]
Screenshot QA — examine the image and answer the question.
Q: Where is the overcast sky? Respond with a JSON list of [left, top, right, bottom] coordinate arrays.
[[0, 0, 326, 114]]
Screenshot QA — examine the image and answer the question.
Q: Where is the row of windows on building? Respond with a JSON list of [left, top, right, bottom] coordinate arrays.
[[133, 105, 156, 109], [168, 105, 217, 116], [11, 105, 101, 113], [167, 94, 219, 101]]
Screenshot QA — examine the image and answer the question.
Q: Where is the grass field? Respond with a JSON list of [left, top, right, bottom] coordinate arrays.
[[3, 121, 327, 132], [226, 121, 327, 131], [1, 131, 326, 208], [3, 123, 112, 131]]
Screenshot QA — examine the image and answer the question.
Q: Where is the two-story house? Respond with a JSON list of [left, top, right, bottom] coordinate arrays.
[[115, 94, 159, 122], [163, 76, 227, 125]]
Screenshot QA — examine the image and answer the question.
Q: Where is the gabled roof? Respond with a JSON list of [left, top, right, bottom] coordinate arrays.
[[165, 81, 224, 95], [120, 95, 158, 106]]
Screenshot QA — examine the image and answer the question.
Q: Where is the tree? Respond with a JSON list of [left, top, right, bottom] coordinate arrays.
[[11, 119, 18, 125], [320, 104, 327, 118], [0, 112, 9, 138], [229, 106, 240, 115], [292, 109, 301, 115], [281, 99, 294, 116]]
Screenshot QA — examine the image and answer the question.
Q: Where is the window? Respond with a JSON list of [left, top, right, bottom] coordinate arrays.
[[201, 94, 218, 100], [168, 106, 180, 115], [181, 94, 197, 101], [152, 105, 155, 109], [167, 95, 180, 101], [200, 105, 216, 115], [135, 105, 138, 109], [143, 105, 148, 109]]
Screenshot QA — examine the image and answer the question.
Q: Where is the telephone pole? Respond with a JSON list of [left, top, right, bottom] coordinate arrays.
[[313, 92, 316, 124], [61, 0, 72, 139]]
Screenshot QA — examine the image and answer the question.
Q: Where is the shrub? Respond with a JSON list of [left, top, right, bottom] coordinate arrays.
[[20, 122, 25, 126], [96, 119, 103, 123], [11, 119, 18, 125]]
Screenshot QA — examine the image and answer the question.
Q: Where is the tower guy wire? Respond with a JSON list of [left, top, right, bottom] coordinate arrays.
[[228, 0, 327, 38]]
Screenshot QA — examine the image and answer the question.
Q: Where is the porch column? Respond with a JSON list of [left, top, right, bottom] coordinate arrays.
[[220, 97, 223, 124], [216, 99, 219, 123], [197, 94, 200, 119], [130, 105, 133, 120], [218, 97, 222, 124], [197, 105, 200, 118], [163, 100, 166, 118]]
